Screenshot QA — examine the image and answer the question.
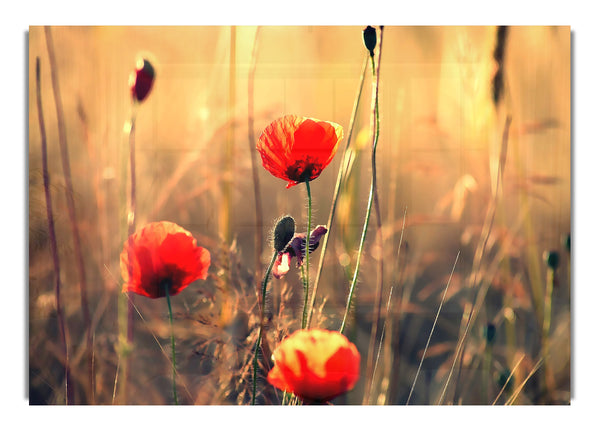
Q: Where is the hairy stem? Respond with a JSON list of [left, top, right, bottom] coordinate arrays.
[[164, 283, 179, 405], [363, 26, 385, 404], [302, 180, 312, 329], [252, 250, 278, 405]]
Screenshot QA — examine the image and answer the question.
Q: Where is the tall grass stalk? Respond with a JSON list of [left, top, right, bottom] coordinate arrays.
[[492, 354, 525, 405], [36, 56, 73, 405], [44, 26, 94, 403], [453, 116, 511, 403], [439, 116, 511, 405], [247, 27, 264, 302], [505, 357, 544, 405], [306, 55, 369, 329], [370, 208, 407, 404], [362, 26, 386, 405], [407, 251, 460, 405]]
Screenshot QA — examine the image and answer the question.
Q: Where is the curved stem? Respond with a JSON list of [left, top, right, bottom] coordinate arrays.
[[340, 28, 384, 335], [252, 250, 278, 405], [363, 26, 385, 404], [307, 54, 369, 329], [340, 183, 374, 334], [164, 283, 179, 405], [302, 180, 312, 329]]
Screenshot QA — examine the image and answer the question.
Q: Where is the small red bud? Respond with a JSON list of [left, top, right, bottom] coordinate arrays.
[[130, 58, 155, 103]]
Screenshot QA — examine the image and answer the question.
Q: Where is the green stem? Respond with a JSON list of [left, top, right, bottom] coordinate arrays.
[[302, 180, 312, 329], [340, 182, 374, 334], [307, 55, 369, 329], [164, 283, 179, 405], [340, 33, 383, 335], [363, 27, 385, 404], [252, 250, 278, 405]]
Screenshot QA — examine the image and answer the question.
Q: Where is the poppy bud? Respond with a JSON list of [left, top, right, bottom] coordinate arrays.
[[363, 26, 377, 56], [544, 250, 560, 270], [130, 58, 155, 103], [273, 216, 295, 252]]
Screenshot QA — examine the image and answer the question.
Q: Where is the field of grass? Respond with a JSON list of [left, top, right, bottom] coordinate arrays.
[[28, 25, 570, 406]]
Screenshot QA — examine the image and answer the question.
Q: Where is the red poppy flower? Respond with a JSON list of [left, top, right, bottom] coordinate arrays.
[[267, 329, 360, 402], [257, 115, 344, 188], [120, 221, 210, 299], [129, 58, 155, 103]]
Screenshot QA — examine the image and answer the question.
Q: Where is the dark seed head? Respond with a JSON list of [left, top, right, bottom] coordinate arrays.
[[484, 322, 496, 344], [363, 26, 377, 56], [497, 368, 513, 391], [273, 216, 295, 252], [544, 250, 560, 270]]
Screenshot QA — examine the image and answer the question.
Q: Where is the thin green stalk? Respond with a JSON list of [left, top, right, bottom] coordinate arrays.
[[363, 26, 385, 405], [121, 110, 138, 404], [164, 283, 179, 405], [127, 113, 137, 342], [444, 116, 512, 405], [306, 55, 369, 329], [340, 28, 384, 336], [302, 180, 312, 329], [252, 250, 278, 405], [370, 207, 407, 405], [340, 183, 373, 334]]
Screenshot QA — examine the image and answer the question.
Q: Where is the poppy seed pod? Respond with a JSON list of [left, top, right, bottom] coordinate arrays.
[[130, 58, 155, 103], [363, 26, 377, 56], [273, 216, 295, 252]]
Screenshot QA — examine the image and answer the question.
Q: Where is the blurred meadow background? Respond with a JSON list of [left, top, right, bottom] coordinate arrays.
[[28, 25, 570, 405]]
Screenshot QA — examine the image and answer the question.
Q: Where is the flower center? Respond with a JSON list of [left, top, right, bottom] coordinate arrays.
[[285, 157, 323, 183]]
